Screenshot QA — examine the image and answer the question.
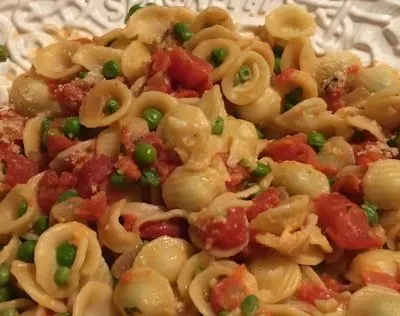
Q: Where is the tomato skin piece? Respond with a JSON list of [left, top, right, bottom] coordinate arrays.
[[313, 193, 383, 250], [3, 153, 38, 188], [321, 274, 347, 293], [210, 265, 248, 313], [196, 208, 248, 250], [297, 283, 331, 305], [115, 155, 141, 181], [52, 81, 92, 116], [246, 187, 281, 221], [361, 270, 400, 291], [218, 153, 249, 192], [75, 191, 107, 222], [46, 134, 76, 159], [151, 49, 171, 73], [331, 173, 363, 204], [139, 218, 188, 240], [273, 68, 296, 84]]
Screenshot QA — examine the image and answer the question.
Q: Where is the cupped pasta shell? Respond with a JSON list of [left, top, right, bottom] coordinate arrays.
[[23, 116, 43, 162], [113, 267, 177, 316], [281, 37, 317, 75], [0, 234, 21, 266], [133, 236, 194, 284], [273, 69, 318, 98], [11, 261, 68, 313], [73, 281, 117, 316], [355, 64, 400, 92], [94, 28, 131, 50], [317, 136, 355, 169], [123, 6, 174, 44], [190, 6, 235, 32], [170, 6, 197, 24], [96, 124, 120, 161], [127, 91, 178, 118], [0, 184, 39, 235], [265, 4, 316, 40], [49, 139, 95, 171], [196, 85, 227, 123], [121, 41, 151, 83], [9, 72, 61, 117], [192, 38, 241, 83], [19, 304, 47, 316], [34, 222, 102, 299], [34, 40, 82, 79], [244, 40, 275, 74], [97, 199, 141, 253], [72, 44, 123, 73], [221, 51, 271, 105], [79, 79, 132, 128]]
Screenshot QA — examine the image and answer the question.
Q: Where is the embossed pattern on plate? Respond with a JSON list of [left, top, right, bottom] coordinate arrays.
[[1, 0, 400, 104]]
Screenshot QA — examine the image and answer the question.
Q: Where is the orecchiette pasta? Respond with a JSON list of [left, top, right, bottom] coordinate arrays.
[[190, 6, 235, 32]]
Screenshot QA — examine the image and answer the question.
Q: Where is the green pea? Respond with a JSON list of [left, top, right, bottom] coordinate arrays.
[[102, 60, 120, 79], [361, 201, 379, 226], [387, 134, 400, 149], [55, 313, 71, 316], [110, 171, 128, 188], [274, 56, 281, 74], [125, 4, 142, 23], [0, 265, 9, 286], [54, 266, 71, 286], [217, 311, 229, 316], [307, 131, 326, 151], [256, 127, 265, 139], [239, 158, 251, 168], [285, 87, 303, 105], [283, 102, 295, 112], [33, 216, 49, 235], [58, 189, 78, 203], [238, 65, 252, 83], [17, 240, 37, 263], [56, 242, 77, 267], [134, 143, 157, 166], [17, 200, 27, 218], [273, 45, 284, 57], [0, 45, 8, 63], [212, 116, 224, 136], [328, 177, 336, 187], [140, 168, 160, 187], [241, 294, 260, 316], [210, 48, 228, 68], [41, 117, 53, 145], [77, 71, 88, 79], [0, 308, 19, 316], [104, 98, 120, 115], [173, 22, 193, 42], [141, 108, 163, 131], [63, 117, 81, 139], [251, 162, 271, 177]]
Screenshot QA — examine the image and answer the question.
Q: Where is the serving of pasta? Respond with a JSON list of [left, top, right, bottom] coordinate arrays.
[[1, 2, 400, 315]]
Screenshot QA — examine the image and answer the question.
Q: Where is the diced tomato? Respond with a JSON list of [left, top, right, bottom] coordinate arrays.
[[37, 170, 76, 214], [120, 127, 134, 156], [321, 274, 347, 293], [356, 151, 385, 167], [73, 38, 92, 44], [196, 208, 248, 250], [246, 187, 281, 221], [75, 191, 107, 221], [352, 142, 387, 167], [105, 185, 125, 204], [361, 270, 400, 291], [325, 86, 345, 112], [346, 64, 360, 75], [144, 72, 172, 94], [332, 173, 363, 204], [313, 193, 383, 250], [52, 81, 92, 116], [173, 88, 200, 98], [122, 214, 136, 232], [210, 265, 249, 313], [0, 111, 25, 142], [237, 230, 269, 260], [115, 155, 141, 181], [218, 153, 249, 192], [76, 155, 113, 198], [3, 153, 39, 188], [151, 49, 171, 73], [139, 218, 188, 240], [273, 68, 296, 84], [46, 134, 77, 159], [297, 283, 331, 305]]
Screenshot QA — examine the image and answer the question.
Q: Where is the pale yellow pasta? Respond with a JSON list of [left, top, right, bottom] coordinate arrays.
[[177, 251, 214, 300], [72, 281, 117, 316], [23, 116, 43, 162], [273, 69, 318, 99], [127, 91, 177, 118], [121, 40, 151, 83], [95, 123, 120, 161], [190, 6, 235, 32], [345, 114, 386, 142], [248, 253, 301, 304], [344, 87, 371, 108], [79, 79, 132, 128], [9, 72, 61, 117], [134, 208, 190, 230], [162, 166, 226, 212], [49, 139, 95, 171], [355, 64, 400, 92], [272, 161, 330, 197], [20, 305, 47, 316], [80, 257, 113, 288], [34, 40, 82, 79], [97, 199, 141, 253], [0, 235, 20, 266], [123, 6, 174, 44], [133, 236, 194, 284], [0, 184, 38, 235], [363, 159, 400, 210], [0, 300, 35, 314], [244, 40, 275, 75], [192, 39, 241, 83], [34, 222, 101, 298], [347, 285, 400, 316], [196, 85, 227, 123], [118, 117, 149, 145], [221, 51, 270, 105], [317, 136, 355, 169], [11, 261, 68, 313], [113, 267, 177, 316], [265, 4, 316, 40], [263, 304, 311, 316], [94, 28, 131, 50], [281, 37, 317, 75], [72, 44, 123, 73], [170, 6, 197, 24], [235, 87, 281, 126], [380, 209, 400, 250]]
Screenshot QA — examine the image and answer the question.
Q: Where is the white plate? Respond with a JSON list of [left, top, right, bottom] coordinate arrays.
[[1, 0, 400, 103]]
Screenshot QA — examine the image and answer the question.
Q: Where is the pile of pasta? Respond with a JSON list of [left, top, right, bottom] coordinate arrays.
[[2, 2, 400, 316]]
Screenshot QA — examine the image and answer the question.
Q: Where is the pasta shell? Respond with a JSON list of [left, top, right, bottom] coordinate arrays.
[[49, 140, 95, 171], [170, 6, 197, 24], [96, 124, 120, 161], [244, 40, 275, 75], [23, 116, 43, 162], [121, 41, 151, 83], [355, 64, 400, 92], [127, 91, 178, 118], [190, 6, 235, 32], [281, 37, 317, 75], [273, 69, 318, 99], [317, 136, 355, 169], [0, 234, 21, 266], [196, 85, 227, 123], [94, 28, 131, 50], [34, 40, 82, 79], [79, 79, 132, 128]]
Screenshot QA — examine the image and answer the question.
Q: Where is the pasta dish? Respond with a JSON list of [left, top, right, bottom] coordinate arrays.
[[0, 3, 400, 315]]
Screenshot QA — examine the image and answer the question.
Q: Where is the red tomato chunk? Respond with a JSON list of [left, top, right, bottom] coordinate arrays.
[[361, 270, 400, 291], [75, 191, 107, 221], [246, 187, 281, 221], [297, 283, 331, 305], [3, 153, 38, 188], [46, 134, 76, 159], [139, 218, 188, 240]]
